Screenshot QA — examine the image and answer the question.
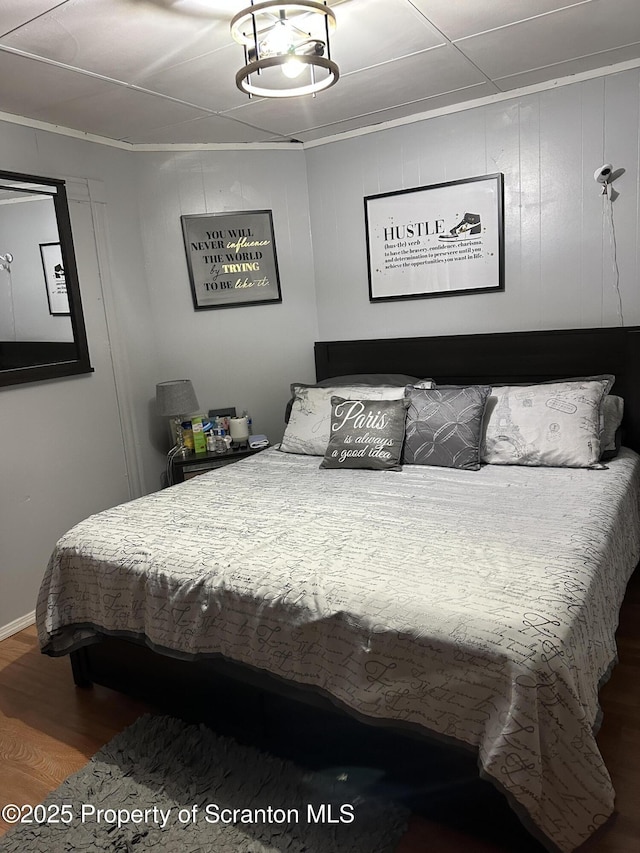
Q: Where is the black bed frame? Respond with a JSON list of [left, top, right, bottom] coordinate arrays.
[[68, 325, 640, 850]]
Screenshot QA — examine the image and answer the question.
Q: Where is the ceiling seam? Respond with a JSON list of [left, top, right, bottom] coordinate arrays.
[[402, 0, 499, 94], [0, 0, 72, 39], [450, 0, 596, 43], [493, 40, 640, 87]]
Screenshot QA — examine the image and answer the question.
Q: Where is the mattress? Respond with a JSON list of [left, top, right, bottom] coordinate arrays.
[[37, 447, 640, 852]]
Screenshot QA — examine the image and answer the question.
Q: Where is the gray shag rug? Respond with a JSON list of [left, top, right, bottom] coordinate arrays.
[[0, 714, 409, 852]]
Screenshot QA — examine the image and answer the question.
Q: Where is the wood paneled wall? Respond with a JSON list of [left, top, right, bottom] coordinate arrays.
[[306, 69, 640, 342]]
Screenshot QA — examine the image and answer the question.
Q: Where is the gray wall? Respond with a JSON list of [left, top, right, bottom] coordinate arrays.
[[0, 120, 153, 634], [2, 65, 640, 634], [306, 70, 640, 340], [0, 130, 318, 635], [134, 149, 318, 491]]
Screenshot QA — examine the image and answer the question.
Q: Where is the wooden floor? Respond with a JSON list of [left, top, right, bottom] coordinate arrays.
[[1, 571, 639, 852]]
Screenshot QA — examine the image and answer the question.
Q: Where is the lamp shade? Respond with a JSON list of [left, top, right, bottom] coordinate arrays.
[[156, 380, 199, 417]]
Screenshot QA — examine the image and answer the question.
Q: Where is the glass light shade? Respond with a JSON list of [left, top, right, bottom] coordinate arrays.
[[263, 20, 295, 55]]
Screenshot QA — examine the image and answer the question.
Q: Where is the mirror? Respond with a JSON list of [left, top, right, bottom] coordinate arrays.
[[0, 169, 92, 388]]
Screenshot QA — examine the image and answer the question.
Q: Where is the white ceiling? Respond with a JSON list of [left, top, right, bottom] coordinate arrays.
[[0, 0, 639, 146]]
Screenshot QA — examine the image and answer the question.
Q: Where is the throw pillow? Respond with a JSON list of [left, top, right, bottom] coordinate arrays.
[[320, 396, 409, 471], [281, 384, 420, 456], [404, 385, 491, 470], [283, 376, 433, 426], [600, 394, 624, 461], [482, 378, 611, 468], [316, 373, 424, 387]]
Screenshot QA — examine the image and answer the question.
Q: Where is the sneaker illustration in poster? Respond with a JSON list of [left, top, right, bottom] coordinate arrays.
[[438, 212, 481, 240]]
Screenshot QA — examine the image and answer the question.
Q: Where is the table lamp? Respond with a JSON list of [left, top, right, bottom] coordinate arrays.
[[156, 379, 199, 460]]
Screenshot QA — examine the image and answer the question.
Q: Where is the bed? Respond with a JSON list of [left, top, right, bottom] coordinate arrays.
[[37, 325, 640, 853]]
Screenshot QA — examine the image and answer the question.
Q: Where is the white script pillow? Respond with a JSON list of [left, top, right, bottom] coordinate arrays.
[[482, 378, 612, 468], [280, 384, 418, 456]]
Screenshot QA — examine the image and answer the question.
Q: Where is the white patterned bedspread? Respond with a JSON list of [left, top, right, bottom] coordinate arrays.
[[37, 448, 640, 852]]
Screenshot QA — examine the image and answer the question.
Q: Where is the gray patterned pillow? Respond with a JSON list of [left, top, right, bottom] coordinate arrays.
[[404, 386, 491, 470], [320, 396, 409, 471]]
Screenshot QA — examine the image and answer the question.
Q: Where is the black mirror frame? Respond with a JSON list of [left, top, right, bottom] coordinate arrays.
[[0, 169, 93, 388]]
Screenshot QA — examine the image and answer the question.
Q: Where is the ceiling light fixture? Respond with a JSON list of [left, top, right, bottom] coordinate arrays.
[[230, 1, 339, 98]]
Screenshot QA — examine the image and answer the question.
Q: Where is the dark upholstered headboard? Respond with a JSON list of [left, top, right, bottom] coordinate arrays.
[[315, 326, 640, 453]]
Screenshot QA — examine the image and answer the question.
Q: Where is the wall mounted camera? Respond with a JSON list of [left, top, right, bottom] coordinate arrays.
[[593, 162, 623, 199], [594, 163, 613, 185]]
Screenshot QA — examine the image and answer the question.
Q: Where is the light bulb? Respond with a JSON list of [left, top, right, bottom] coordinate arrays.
[[264, 19, 294, 55], [282, 57, 305, 78]]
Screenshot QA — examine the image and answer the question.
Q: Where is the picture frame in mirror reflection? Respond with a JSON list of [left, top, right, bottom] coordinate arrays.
[[181, 210, 282, 310], [40, 242, 70, 315]]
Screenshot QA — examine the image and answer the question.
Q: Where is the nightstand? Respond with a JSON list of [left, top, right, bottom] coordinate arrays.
[[170, 445, 267, 484]]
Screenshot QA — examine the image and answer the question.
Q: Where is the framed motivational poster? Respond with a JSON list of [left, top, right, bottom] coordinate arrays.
[[181, 210, 281, 310], [365, 174, 504, 302]]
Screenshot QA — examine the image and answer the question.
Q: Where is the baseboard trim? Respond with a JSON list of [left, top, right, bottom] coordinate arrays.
[[0, 610, 36, 642]]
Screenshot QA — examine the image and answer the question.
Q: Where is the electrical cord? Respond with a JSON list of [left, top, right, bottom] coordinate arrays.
[[165, 443, 184, 487], [602, 186, 624, 326]]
